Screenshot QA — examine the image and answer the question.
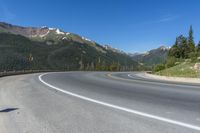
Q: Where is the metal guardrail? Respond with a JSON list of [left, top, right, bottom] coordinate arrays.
[[145, 71, 152, 74], [0, 70, 55, 77]]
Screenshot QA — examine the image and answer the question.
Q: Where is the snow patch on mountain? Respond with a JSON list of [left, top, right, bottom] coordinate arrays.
[[56, 29, 65, 35], [143, 51, 150, 56], [49, 27, 56, 30], [65, 32, 70, 35], [159, 46, 170, 51], [82, 36, 92, 42], [41, 26, 48, 29], [62, 37, 67, 40], [103, 45, 126, 54]]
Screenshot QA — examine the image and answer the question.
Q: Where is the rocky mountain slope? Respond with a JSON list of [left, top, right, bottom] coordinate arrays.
[[0, 22, 104, 51], [130, 46, 169, 66], [0, 22, 139, 71]]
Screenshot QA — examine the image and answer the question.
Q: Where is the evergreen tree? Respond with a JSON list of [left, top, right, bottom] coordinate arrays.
[[197, 41, 200, 53], [91, 62, 95, 70], [168, 37, 180, 58], [168, 34, 194, 58], [169, 35, 189, 58], [188, 25, 195, 53], [182, 37, 189, 58]]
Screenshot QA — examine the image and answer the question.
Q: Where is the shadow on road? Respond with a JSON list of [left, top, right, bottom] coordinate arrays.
[[0, 108, 18, 113]]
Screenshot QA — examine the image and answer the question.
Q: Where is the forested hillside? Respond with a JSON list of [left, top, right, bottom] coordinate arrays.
[[131, 46, 169, 68], [0, 33, 138, 71]]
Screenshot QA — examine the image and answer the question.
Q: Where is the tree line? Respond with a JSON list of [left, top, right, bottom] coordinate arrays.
[[154, 26, 200, 72], [0, 33, 139, 72]]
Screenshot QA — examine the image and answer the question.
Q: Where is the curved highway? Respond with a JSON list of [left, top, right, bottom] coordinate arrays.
[[0, 72, 200, 133]]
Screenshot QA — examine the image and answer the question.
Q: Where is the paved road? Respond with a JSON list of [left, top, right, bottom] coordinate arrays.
[[0, 72, 200, 133]]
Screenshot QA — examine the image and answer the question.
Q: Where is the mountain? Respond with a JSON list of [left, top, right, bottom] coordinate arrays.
[[103, 45, 126, 54], [0, 22, 103, 51], [0, 22, 139, 71], [130, 46, 169, 66]]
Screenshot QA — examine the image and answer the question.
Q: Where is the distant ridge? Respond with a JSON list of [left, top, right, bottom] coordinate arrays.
[[0, 22, 139, 71], [130, 46, 169, 66]]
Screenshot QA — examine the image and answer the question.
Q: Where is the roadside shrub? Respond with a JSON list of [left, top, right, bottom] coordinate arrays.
[[154, 64, 165, 72], [197, 57, 200, 62], [165, 57, 176, 68], [189, 52, 198, 63]]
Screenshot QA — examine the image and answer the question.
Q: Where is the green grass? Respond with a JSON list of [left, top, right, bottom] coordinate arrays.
[[156, 62, 200, 78]]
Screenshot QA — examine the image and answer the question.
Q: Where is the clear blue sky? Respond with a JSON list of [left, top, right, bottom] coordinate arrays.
[[0, 0, 200, 53]]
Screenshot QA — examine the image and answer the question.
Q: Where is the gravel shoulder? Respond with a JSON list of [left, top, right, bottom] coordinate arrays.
[[0, 74, 56, 133], [142, 73, 200, 84]]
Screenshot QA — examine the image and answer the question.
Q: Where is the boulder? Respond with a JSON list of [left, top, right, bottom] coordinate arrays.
[[194, 63, 200, 70]]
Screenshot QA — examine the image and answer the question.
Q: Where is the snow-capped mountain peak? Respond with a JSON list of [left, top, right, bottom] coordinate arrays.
[[103, 45, 126, 54], [49, 27, 56, 30], [56, 28, 65, 35], [0, 22, 99, 46], [158, 46, 170, 51]]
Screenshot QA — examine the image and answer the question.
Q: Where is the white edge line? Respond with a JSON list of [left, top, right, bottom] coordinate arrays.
[[39, 73, 200, 131], [127, 74, 200, 88]]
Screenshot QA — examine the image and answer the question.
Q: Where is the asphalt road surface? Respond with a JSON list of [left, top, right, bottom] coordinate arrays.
[[0, 72, 200, 133]]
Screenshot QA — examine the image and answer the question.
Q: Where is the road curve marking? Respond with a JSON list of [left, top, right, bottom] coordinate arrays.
[[128, 74, 200, 88], [107, 73, 200, 89], [39, 73, 200, 131]]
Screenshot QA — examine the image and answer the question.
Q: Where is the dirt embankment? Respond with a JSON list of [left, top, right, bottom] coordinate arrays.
[[144, 73, 200, 84]]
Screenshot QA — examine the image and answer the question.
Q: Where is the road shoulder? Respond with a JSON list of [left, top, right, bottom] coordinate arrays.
[[140, 73, 200, 84]]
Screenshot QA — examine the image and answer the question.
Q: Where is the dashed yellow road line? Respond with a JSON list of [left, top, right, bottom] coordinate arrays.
[[107, 73, 133, 82]]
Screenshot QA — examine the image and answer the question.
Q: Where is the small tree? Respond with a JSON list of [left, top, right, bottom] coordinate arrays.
[[188, 25, 195, 53], [168, 38, 180, 58]]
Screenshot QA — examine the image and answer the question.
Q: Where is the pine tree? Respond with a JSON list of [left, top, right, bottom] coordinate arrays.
[[168, 37, 180, 58], [188, 25, 195, 53], [182, 37, 189, 58], [197, 41, 200, 52], [169, 36, 189, 58], [91, 62, 94, 70], [79, 54, 84, 70]]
